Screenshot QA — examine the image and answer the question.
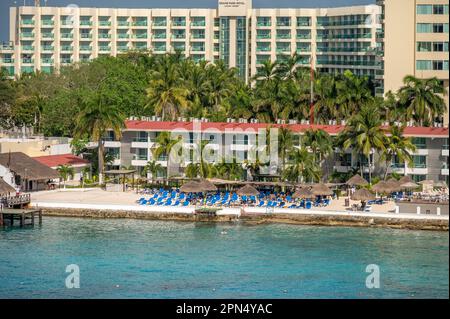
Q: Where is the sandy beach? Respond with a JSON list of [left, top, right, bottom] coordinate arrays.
[[27, 189, 449, 231]]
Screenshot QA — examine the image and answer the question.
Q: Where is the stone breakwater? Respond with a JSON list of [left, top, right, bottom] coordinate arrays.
[[41, 208, 449, 231]]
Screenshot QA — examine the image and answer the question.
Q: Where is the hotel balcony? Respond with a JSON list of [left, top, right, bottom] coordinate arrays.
[[104, 141, 121, 148], [441, 168, 449, 176], [131, 141, 154, 149], [406, 167, 428, 175], [412, 149, 429, 156], [333, 165, 353, 173], [131, 159, 148, 167], [442, 146, 449, 157]]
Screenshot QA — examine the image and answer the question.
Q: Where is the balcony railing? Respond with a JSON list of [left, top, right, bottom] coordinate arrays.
[[0, 58, 14, 63], [21, 20, 35, 25], [41, 33, 54, 39], [60, 33, 73, 39], [41, 20, 54, 26], [41, 58, 54, 64], [98, 34, 111, 39], [80, 21, 93, 26], [80, 46, 92, 51], [22, 59, 34, 64], [61, 46, 73, 51], [21, 33, 35, 38], [41, 45, 54, 51], [80, 34, 92, 39], [22, 45, 34, 51], [99, 21, 111, 26], [118, 33, 130, 39], [118, 21, 130, 26], [132, 21, 148, 27]]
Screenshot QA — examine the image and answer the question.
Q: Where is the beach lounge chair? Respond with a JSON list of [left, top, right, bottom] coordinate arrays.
[[172, 200, 180, 206], [258, 200, 264, 207], [305, 201, 312, 209]]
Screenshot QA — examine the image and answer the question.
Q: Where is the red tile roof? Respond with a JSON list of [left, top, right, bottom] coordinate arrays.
[[33, 154, 89, 168], [124, 120, 449, 137]]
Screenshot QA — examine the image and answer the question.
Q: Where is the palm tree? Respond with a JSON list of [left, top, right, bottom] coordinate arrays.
[[278, 127, 293, 172], [283, 148, 321, 183], [57, 164, 75, 189], [380, 125, 417, 180], [313, 73, 337, 123], [302, 129, 333, 164], [337, 102, 386, 184], [252, 60, 280, 84], [143, 160, 163, 183], [74, 91, 125, 185], [397, 75, 446, 126], [146, 56, 190, 121], [214, 160, 245, 181], [152, 131, 181, 180], [335, 70, 373, 120], [302, 128, 333, 180], [278, 53, 303, 80]]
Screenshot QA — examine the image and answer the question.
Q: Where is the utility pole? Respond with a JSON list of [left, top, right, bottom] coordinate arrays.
[[309, 56, 315, 125]]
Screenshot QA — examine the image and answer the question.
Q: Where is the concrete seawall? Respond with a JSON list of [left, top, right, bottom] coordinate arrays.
[[41, 208, 449, 231]]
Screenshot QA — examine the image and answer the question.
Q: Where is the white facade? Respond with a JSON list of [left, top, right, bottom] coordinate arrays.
[[0, 0, 382, 85]]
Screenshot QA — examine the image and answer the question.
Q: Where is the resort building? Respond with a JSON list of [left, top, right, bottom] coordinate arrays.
[[377, 0, 449, 126], [33, 153, 90, 182], [0, 0, 383, 88], [0, 152, 59, 192], [103, 118, 449, 185]]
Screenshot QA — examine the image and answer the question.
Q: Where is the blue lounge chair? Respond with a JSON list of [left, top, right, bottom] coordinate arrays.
[[305, 201, 312, 209]]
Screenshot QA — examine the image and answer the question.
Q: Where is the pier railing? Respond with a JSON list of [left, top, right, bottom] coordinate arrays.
[[0, 194, 31, 207]]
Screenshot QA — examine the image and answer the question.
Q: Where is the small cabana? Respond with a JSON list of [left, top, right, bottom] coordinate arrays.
[[104, 169, 136, 192]]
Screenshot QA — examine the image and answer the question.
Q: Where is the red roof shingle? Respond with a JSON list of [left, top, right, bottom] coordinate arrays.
[[33, 154, 89, 168], [124, 120, 449, 137]]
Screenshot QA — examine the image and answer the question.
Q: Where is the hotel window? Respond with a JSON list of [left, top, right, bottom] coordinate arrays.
[[433, 60, 449, 70], [417, 23, 432, 33], [214, 18, 219, 27], [433, 23, 448, 33], [410, 174, 426, 183], [417, 5, 432, 15], [276, 17, 291, 27], [191, 29, 205, 39], [172, 42, 185, 51], [296, 17, 311, 27], [417, 42, 432, 52], [153, 17, 166, 27], [416, 60, 432, 70], [136, 148, 147, 161], [433, 42, 449, 52], [412, 137, 427, 149], [256, 17, 271, 27], [412, 155, 427, 168], [172, 17, 186, 27], [191, 17, 205, 27], [433, 4, 448, 15]]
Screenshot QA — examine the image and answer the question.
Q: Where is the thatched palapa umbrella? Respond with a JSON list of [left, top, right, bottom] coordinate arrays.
[[371, 180, 392, 194], [398, 175, 413, 184], [236, 184, 259, 196], [180, 181, 203, 193], [311, 183, 333, 196], [351, 188, 375, 201], [198, 179, 218, 192], [386, 178, 401, 192], [400, 181, 420, 189], [346, 174, 368, 187], [292, 187, 314, 199]]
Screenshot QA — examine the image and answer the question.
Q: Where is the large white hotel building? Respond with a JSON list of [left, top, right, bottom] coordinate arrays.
[[0, 0, 447, 118], [0, 1, 383, 84]]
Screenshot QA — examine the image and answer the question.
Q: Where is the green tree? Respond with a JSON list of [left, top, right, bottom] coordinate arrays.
[[143, 160, 164, 183], [146, 55, 189, 121], [337, 102, 386, 184], [283, 148, 321, 183], [380, 125, 417, 180], [74, 89, 125, 185], [57, 164, 75, 189], [397, 75, 446, 126]]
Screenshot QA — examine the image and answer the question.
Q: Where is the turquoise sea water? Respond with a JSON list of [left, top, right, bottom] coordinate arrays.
[[0, 217, 448, 299]]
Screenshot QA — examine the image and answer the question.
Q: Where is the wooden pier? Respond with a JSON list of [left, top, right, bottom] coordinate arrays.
[[0, 208, 42, 227]]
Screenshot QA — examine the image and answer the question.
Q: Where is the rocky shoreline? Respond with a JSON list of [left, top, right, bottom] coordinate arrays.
[[41, 208, 449, 231]]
